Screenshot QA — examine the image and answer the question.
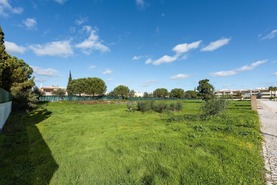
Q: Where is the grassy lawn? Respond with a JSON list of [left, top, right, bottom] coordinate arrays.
[[0, 100, 265, 184]]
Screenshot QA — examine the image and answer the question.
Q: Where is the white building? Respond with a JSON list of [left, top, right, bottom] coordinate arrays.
[[40, 85, 67, 96]]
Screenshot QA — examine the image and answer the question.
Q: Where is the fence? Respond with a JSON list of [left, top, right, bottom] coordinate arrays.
[[0, 88, 12, 131], [0, 88, 12, 103], [39, 95, 194, 102]]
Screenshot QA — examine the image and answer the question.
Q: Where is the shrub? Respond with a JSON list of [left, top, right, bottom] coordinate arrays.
[[137, 101, 153, 112], [127, 102, 137, 112], [134, 101, 182, 113], [201, 98, 229, 116], [152, 102, 168, 113]]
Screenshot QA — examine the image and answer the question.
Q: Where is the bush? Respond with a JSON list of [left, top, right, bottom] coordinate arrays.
[[131, 101, 182, 113], [137, 101, 153, 112], [126, 102, 137, 112], [201, 98, 229, 116], [152, 102, 168, 113]]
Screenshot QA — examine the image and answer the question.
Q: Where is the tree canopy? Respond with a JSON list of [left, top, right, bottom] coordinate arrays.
[[184, 90, 198, 99], [153, 88, 168, 98], [129, 90, 135, 98], [0, 26, 36, 110], [113, 85, 130, 99], [67, 77, 106, 96], [169, 88, 185, 98], [53, 88, 66, 98], [197, 79, 214, 100]]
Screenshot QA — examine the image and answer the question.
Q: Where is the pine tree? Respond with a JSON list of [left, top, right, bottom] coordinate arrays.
[[0, 26, 36, 110], [67, 70, 72, 95]]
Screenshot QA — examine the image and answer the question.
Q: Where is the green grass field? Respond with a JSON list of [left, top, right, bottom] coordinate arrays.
[[0, 100, 265, 184]]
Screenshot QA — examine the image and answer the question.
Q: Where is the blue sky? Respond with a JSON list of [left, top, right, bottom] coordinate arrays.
[[1, 0, 277, 92]]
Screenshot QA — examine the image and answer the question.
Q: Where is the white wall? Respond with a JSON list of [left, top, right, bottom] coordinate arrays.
[[0, 101, 12, 131]]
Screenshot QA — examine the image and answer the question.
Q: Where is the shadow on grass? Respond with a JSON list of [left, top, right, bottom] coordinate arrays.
[[0, 103, 58, 185]]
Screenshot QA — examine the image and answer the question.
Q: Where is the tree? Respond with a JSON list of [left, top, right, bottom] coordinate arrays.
[[143, 92, 149, 98], [268, 86, 273, 98], [0, 27, 9, 60], [197, 79, 215, 100], [169, 88, 185, 98], [84, 77, 107, 96], [184, 90, 198, 99], [67, 71, 72, 95], [53, 88, 66, 99], [153, 88, 168, 98], [0, 27, 36, 110], [33, 86, 44, 99], [67, 77, 106, 96], [129, 90, 135, 98], [113, 85, 130, 99]]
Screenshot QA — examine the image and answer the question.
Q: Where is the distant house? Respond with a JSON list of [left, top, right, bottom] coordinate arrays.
[[40, 85, 67, 96], [134, 91, 144, 97], [215, 88, 273, 99]]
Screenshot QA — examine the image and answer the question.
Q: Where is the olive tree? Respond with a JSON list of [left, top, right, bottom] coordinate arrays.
[[113, 85, 130, 99], [153, 88, 168, 98], [197, 79, 214, 100], [169, 88, 185, 98]]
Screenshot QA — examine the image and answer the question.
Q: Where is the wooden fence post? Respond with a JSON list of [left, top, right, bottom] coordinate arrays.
[[251, 95, 257, 111]]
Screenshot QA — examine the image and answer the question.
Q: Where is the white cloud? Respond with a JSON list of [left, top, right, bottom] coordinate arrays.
[[141, 80, 158, 87], [54, 0, 67, 5], [89, 65, 96, 69], [76, 26, 110, 54], [145, 58, 152, 64], [273, 72, 277, 76], [152, 55, 178, 65], [201, 38, 231, 52], [74, 17, 88, 25], [262, 29, 277, 40], [132, 55, 141, 60], [170, 74, 190, 80], [32, 66, 58, 77], [210, 60, 267, 77], [0, 0, 23, 16], [136, 0, 145, 8], [146, 40, 201, 65], [237, 60, 266, 72], [23, 18, 37, 29], [5, 41, 26, 54], [29, 40, 73, 57], [103, 69, 112, 75], [173, 41, 202, 55]]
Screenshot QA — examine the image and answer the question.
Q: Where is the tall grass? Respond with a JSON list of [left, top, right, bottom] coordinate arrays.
[[0, 100, 265, 184]]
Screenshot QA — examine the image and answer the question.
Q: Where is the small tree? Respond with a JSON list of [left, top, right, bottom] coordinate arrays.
[[170, 88, 185, 98], [129, 90, 135, 98], [33, 86, 44, 99], [143, 92, 149, 98], [53, 88, 66, 99], [153, 88, 168, 98], [113, 85, 130, 99], [201, 98, 229, 116], [197, 79, 214, 100], [184, 90, 198, 99]]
